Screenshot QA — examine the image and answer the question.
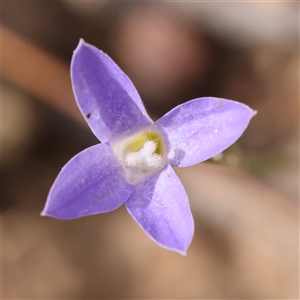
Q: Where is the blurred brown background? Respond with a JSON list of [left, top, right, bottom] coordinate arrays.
[[1, 1, 299, 299]]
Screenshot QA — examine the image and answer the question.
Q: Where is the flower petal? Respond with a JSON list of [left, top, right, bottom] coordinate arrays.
[[42, 143, 134, 219], [125, 164, 194, 255], [71, 40, 153, 143], [157, 97, 256, 167]]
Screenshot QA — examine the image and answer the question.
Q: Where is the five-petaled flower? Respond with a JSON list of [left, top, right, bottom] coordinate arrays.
[[42, 40, 256, 255]]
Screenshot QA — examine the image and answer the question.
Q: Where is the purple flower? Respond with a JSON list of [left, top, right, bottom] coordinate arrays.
[[42, 40, 256, 255]]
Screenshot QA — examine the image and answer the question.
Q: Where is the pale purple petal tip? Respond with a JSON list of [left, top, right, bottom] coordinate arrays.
[[157, 97, 256, 167], [71, 40, 153, 143], [42, 143, 134, 219], [125, 164, 194, 255]]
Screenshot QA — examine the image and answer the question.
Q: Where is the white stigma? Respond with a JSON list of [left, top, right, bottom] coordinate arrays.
[[124, 140, 163, 169]]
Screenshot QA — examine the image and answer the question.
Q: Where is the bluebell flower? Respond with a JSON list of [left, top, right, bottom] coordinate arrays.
[[42, 40, 256, 255]]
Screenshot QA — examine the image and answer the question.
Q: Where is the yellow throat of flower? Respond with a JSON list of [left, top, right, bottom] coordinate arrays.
[[111, 127, 167, 184]]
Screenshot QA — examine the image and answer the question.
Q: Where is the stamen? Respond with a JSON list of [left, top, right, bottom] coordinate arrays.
[[124, 140, 163, 168], [110, 126, 167, 184], [124, 152, 139, 166], [140, 140, 157, 156]]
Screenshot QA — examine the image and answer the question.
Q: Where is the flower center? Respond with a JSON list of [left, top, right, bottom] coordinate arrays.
[[124, 140, 163, 168], [111, 127, 167, 184]]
